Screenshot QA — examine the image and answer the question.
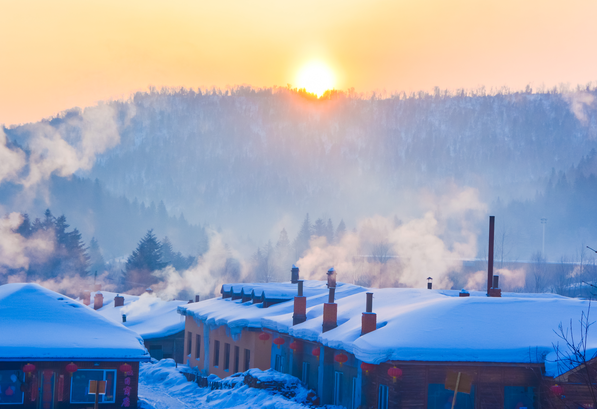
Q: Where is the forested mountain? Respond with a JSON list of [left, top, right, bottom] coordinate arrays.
[[4, 86, 597, 259]]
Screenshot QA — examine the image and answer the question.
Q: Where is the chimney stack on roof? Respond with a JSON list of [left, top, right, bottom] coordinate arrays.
[[323, 269, 337, 333], [195, 295, 200, 303], [93, 292, 104, 310], [361, 292, 377, 335], [291, 265, 300, 284], [427, 277, 433, 290], [114, 294, 124, 307], [82, 291, 91, 306], [487, 216, 501, 297], [293, 280, 307, 325], [326, 267, 337, 288]]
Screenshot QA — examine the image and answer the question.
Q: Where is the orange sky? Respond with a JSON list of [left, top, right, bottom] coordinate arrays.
[[1, 0, 596, 126]]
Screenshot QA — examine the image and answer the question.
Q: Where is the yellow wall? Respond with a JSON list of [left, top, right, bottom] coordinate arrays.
[[184, 316, 272, 378]]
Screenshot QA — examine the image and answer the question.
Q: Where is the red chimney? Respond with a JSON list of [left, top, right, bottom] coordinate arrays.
[[114, 294, 124, 307], [82, 291, 91, 306], [293, 280, 307, 325], [93, 292, 104, 310], [322, 287, 337, 332], [361, 292, 376, 335]]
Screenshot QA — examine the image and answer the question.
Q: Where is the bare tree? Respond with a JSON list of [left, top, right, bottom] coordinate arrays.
[[529, 251, 547, 293], [370, 240, 392, 264], [552, 302, 597, 407]]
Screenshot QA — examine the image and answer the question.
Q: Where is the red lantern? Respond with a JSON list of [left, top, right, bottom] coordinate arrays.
[[361, 362, 375, 375], [119, 363, 132, 374], [550, 384, 563, 396], [23, 363, 36, 376], [312, 347, 321, 358], [65, 362, 78, 374], [258, 333, 270, 341], [387, 366, 403, 382], [289, 341, 301, 351], [273, 337, 285, 349], [334, 353, 348, 366]]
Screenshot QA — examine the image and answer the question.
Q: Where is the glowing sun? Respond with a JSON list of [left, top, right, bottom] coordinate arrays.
[[296, 62, 335, 97]]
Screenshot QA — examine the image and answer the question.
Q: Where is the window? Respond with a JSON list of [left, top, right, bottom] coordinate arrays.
[[70, 370, 116, 404], [334, 371, 343, 406], [244, 349, 251, 371], [0, 369, 25, 404], [378, 384, 389, 409], [427, 384, 475, 409], [186, 331, 192, 356], [352, 377, 359, 409], [224, 343, 231, 371], [302, 362, 310, 385], [195, 334, 201, 360], [213, 340, 220, 367], [234, 346, 240, 373], [504, 386, 535, 409]]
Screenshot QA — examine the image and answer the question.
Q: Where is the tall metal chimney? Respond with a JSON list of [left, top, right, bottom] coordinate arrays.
[[487, 216, 495, 296]]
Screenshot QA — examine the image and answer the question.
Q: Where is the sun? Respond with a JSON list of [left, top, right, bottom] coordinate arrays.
[[296, 62, 335, 97]]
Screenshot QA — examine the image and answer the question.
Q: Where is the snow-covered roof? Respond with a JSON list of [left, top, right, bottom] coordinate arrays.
[[179, 281, 595, 377], [0, 283, 150, 361], [93, 292, 185, 339]]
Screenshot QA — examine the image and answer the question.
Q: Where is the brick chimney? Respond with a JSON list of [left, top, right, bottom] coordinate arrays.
[[82, 291, 91, 306], [322, 287, 337, 332], [291, 265, 300, 284], [93, 292, 104, 310], [293, 280, 307, 325], [114, 294, 124, 307], [361, 292, 376, 335]]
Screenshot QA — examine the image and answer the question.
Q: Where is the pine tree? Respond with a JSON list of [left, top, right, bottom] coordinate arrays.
[[336, 219, 346, 243], [293, 214, 312, 258], [124, 229, 165, 289], [161, 236, 175, 266], [16, 214, 32, 238], [325, 218, 334, 244], [88, 237, 106, 276], [313, 218, 326, 238]]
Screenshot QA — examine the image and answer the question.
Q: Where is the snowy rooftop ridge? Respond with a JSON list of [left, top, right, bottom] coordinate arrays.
[[0, 283, 150, 361], [179, 281, 595, 376], [92, 291, 186, 339]]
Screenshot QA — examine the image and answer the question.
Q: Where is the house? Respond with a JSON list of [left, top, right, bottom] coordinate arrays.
[[0, 283, 150, 409], [87, 291, 186, 362], [177, 278, 366, 379], [177, 264, 597, 408]]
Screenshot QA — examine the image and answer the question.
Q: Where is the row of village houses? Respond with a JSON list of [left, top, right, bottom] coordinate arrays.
[[176, 265, 597, 409], [2, 265, 597, 408]]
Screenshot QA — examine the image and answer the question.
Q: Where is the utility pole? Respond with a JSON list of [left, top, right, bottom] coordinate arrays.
[[541, 218, 547, 258]]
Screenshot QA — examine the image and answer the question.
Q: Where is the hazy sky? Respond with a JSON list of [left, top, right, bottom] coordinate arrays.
[[1, 0, 596, 125]]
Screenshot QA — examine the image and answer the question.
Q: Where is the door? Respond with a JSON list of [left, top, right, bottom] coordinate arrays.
[[39, 370, 55, 409]]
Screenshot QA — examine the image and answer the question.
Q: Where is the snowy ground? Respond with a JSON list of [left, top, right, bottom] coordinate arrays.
[[138, 359, 339, 409]]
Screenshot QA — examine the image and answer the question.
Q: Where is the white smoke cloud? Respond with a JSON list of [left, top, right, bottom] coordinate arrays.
[[296, 186, 487, 289], [0, 212, 54, 274], [464, 267, 526, 291], [564, 91, 595, 125], [0, 130, 27, 183], [150, 229, 252, 300]]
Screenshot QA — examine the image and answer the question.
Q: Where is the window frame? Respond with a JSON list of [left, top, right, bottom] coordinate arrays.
[[0, 369, 25, 405], [378, 384, 389, 409], [334, 371, 343, 406], [224, 343, 231, 371], [302, 362, 310, 385], [69, 369, 117, 404], [186, 331, 192, 357], [244, 349, 251, 371], [195, 334, 201, 360], [213, 340, 220, 367], [234, 346, 240, 373]]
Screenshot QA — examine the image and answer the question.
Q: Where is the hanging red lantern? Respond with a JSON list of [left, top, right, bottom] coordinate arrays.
[[361, 362, 375, 375], [550, 384, 563, 396], [273, 337, 285, 348], [289, 341, 302, 351], [387, 366, 403, 382], [312, 347, 321, 358], [334, 353, 348, 366], [119, 363, 132, 374], [65, 362, 78, 374], [258, 333, 270, 341], [23, 363, 36, 376]]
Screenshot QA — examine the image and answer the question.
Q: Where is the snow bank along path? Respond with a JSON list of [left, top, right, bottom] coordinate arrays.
[[139, 359, 338, 409]]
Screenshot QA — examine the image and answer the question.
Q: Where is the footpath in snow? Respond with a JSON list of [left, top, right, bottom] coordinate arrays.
[[139, 359, 340, 409]]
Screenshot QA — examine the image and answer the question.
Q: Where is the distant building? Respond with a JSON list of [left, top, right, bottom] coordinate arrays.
[[88, 290, 186, 362], [0, 283, 149, 409], [178, 267, 597, 408]]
